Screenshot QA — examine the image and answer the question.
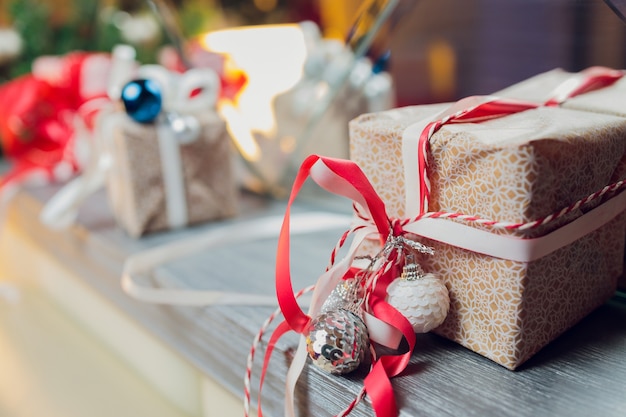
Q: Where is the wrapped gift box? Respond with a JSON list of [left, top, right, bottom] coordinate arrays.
[[350, 103, 626, 369], [102, 109, 238, 237], [497, 68, 626, 290]]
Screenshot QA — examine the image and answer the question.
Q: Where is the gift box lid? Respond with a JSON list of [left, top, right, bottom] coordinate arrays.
[[350, 101, 626, 232]]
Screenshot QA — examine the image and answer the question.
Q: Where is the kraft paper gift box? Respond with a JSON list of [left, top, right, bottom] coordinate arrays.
[[349, 102, 626, 369], [101, 108, 238, 237], [496, 67, 626, 290]]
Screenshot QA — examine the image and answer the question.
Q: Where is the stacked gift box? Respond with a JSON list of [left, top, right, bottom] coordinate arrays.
[[349, 68, 626, 369]]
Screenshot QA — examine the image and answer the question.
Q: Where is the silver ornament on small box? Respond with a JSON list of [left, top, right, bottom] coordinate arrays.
[[305, 279, 369, 375], [386, 254, 450, 333]]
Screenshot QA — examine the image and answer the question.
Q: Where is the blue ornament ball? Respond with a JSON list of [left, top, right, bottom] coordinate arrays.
[[121, 79, 162, 123]]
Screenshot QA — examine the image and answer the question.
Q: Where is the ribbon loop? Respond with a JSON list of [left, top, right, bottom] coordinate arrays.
[[136, 64, 220, 113], [174, 67, 220, 112]]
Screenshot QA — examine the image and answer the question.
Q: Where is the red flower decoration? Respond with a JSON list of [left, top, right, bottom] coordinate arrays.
[[0, 52, 111, 187]]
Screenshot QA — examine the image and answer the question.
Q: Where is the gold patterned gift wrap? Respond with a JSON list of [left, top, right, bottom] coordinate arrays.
[[101, 108, 238, 237], [349, 102, 626, 369], [497, 67, 626, 291]]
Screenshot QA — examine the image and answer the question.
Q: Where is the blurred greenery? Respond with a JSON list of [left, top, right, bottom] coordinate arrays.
[[1, 0, 166, 83], [0, 0, 168, 157], [0, 0, 300, 85], [178, 0, 223, 38]]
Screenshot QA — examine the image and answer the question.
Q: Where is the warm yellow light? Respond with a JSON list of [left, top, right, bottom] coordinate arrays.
[[428, 39, 456, 101], [218, 102, 261, 161], [253, 0, 278, 12], [201, 25, 307, 137], [280, 135, 296, 154]]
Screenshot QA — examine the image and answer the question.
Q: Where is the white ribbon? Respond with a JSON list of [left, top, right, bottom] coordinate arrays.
[[121, 212, 353, 305], [156, 119, 188, 230], [352, 189, 626, 263], [549, 75, 588, 105], [39, 142, 111, 229], [405, 189, 626, 262]]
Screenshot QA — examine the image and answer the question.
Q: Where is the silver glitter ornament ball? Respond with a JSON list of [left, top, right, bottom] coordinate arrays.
[[305, 309, 369, 375]]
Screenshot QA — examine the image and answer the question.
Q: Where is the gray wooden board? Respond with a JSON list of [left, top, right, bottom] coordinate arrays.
[[8, 183, 626, 417]]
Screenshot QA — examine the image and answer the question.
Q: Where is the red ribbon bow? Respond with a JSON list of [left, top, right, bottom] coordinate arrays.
[[272, 154, 414, 417]]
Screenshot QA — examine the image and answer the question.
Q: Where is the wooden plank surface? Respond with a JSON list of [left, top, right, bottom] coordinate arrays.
[[7, 184, 626, 417]]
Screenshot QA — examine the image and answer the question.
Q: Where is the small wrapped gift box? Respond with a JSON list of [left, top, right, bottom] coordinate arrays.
[[349, 99, 626, 369], [95, 64, 238, 238], [102, 108, 237, 237]]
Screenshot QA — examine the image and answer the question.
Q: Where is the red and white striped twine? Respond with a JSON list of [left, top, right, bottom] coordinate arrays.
[[244, 285, 314, 417], [420, 108, 488, 211], [407, 178, 625, 231], [354, 179, 624, 233]]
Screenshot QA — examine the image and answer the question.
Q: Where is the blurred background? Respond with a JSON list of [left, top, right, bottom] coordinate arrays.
[[1, 0, 626, 161], [1, 0, 625, 102]]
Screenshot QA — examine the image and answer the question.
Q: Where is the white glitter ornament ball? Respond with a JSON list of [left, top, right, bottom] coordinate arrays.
[[386, 262, 449, 333]]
